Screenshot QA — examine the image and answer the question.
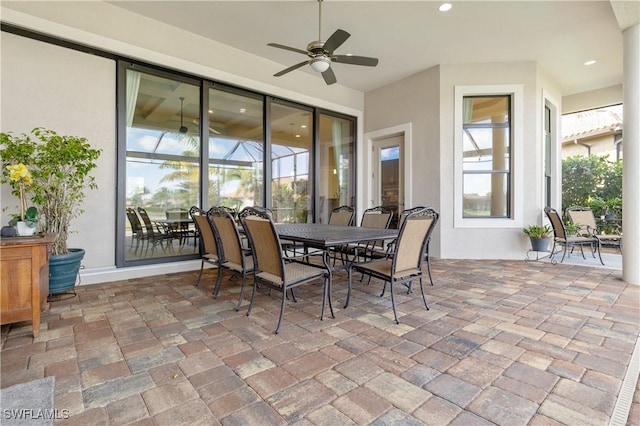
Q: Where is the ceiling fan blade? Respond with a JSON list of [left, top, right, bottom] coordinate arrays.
[[332, 55, 379, 67], [267, 43, 309, 56], [323, 29, 350, 54], [274, 60, 310, 77], [321, 67, 337, 85]]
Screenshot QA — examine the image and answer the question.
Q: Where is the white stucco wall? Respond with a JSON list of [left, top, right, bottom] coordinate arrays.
[[364, 61, 565, 260], [364, 67, 441, 257], [1, 32, 117, 270], [562, 85, 623, 114], [0, 3, 366, 284], [0, 2, 593, 273]]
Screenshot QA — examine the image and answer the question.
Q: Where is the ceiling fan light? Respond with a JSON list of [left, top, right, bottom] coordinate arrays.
[[310, 57, 331, 73]]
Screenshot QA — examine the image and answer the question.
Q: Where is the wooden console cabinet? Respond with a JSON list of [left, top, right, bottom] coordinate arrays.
[[1, 233, 55, 337]]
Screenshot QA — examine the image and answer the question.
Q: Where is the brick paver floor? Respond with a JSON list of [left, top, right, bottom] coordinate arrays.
[[2, 259, 639, 425]]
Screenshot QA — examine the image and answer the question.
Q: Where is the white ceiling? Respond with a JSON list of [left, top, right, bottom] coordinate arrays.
[[104, 0, 624, 95]]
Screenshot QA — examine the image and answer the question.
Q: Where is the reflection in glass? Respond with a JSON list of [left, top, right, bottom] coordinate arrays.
[[208, 88, 264, 211], [318, 114, 354, 223], [270, 103, 312, 223], [462, 95, 511, 218], [463, 173, 508, 217], [124, 70, 200, 260]]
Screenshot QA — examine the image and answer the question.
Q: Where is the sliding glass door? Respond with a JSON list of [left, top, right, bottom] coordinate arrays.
[[123, 67, 201, 261], [317, 112, 355, 223], [117, 62, 357, 267], [207, 86, 264, 211], [270, 101, 313, 223]]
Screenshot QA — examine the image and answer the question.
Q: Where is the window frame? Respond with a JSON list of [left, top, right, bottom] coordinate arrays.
[[116, 60, 357, 267], [454, 85, 523, 229]]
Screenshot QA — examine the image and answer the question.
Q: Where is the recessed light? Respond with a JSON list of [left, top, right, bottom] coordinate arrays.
[[584, 60, 597, 66], [301, 124, 307, 129], [295, 134, 301, 138], [439, 3, 452, 12]]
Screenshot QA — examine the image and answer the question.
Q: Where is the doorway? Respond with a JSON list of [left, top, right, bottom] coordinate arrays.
[[372, 135, 403, 228], [364, 123, 412, 229]]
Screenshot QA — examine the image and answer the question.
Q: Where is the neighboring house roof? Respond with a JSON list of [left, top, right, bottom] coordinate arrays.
[[562, 109, 623, 142]]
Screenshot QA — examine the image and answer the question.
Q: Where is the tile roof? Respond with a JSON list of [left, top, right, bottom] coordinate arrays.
[[562, 109, 623, 141]]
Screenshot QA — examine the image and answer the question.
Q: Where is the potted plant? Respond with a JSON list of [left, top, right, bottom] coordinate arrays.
[[1, 128, 101, 296], [523, 224, 552, 252], [2, 163, 39, 236]]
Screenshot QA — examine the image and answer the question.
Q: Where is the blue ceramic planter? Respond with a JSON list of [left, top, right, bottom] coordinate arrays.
[[49, 248, 85, 296]]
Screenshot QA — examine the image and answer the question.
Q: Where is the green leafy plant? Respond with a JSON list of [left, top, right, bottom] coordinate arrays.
[[588, 196, 607, 218], [522, 224, 552, 239], [562, 155, 622, 212], [0, 128, 102, 255], [604, 197, 622, 217], [8, 206, 39, 228], [564, 222, 581, 235]]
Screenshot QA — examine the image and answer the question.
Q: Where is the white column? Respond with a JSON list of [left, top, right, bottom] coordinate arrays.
[[623, 23, 640, 285]]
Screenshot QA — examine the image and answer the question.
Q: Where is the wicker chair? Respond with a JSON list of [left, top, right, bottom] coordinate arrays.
[[565, 205, 622, 253], [544, 207, 604, 265], [353, 207, 439, 324], [208, 206, 254, 311], [189, 206, 220, 287], [240, 209, 332, 334]]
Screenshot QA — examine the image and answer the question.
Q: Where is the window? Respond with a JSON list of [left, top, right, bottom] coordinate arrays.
[[454, 85, 523, 228], [117, 62, 357, 266], [462, 95, 511, 218]]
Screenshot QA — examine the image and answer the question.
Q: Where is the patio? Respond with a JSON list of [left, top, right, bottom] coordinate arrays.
[[1, 259, 639, 425]]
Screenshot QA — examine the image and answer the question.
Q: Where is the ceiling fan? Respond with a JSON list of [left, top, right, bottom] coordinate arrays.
[[268, 0, 378, 85], [179, 97, 188, 134]]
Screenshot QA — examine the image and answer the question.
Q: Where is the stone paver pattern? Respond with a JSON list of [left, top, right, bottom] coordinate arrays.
[[1, 259, 639, 425]]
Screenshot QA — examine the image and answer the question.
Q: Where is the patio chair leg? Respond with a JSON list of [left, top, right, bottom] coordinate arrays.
[[419, 277, 430, 311], [326, 276, 334, 319], [212, 267, 224, 298], [596, 241, 604, 265], [235, 272, 246, 311], [275, 292, 287, 334], [195, 260, 205, 287], [246, 279, 258, 317], [560, 245, 568, 263], [405, 281, 413, 294], [389, 281, 399, 324], [427, 256, 434, 286]]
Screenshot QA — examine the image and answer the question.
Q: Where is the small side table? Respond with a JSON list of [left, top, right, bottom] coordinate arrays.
[[0, 233, 55, 337]]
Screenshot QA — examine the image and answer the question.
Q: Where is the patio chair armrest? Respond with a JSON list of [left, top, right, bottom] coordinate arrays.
[[282, 248, 327, 262]]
